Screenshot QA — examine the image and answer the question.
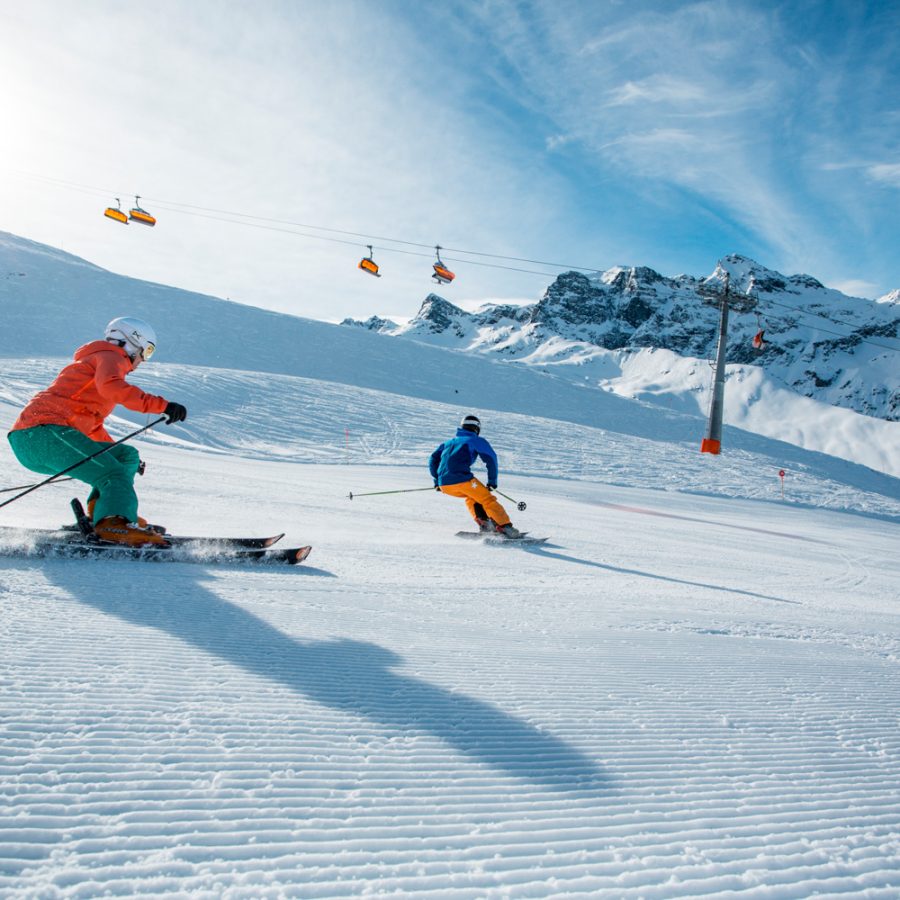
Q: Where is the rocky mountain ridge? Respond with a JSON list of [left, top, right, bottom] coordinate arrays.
[[343, 255, 900, 421]]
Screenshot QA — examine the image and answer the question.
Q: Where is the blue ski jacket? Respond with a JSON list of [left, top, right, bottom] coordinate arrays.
[[429, 428, 500, 487]]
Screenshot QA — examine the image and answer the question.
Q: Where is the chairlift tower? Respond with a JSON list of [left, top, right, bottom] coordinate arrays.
[[698, 272, 757, 454]]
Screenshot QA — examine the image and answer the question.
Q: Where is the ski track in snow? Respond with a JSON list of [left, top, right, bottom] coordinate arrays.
[[1, 368, 899, 897]]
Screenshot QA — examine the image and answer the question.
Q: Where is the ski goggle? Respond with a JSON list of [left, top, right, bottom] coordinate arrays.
[[140, 342, 156, 361]]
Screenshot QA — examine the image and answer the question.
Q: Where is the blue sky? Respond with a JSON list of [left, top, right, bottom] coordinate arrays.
[[1, 0, 897, 321]]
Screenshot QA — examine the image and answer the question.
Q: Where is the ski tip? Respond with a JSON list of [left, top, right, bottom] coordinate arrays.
[[290, 546, 312, 564]]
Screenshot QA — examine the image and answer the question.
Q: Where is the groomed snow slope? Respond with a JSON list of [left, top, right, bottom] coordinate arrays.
[[1, 362, 899, 898]]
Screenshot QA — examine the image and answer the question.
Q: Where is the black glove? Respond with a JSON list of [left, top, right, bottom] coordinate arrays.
[[487, 483, 497, 491], [434, 483, 441, 491], [137, 460, 146, 476], [164, 402, 187, 424]]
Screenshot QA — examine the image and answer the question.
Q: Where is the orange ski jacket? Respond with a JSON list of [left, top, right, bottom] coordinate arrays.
[[10, 341, 169, 442]]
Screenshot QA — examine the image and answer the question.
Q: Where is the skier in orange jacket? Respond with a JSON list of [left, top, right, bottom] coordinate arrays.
[[7, 317, 187, 546]]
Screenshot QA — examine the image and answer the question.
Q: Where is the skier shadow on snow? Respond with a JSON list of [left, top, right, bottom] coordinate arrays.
[[44, 562, 611, 797], [522, 544, 799, 604]]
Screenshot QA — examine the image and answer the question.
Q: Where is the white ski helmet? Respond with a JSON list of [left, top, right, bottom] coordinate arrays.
[[460, 414, 481, 434], [105, 317, 157, 361]]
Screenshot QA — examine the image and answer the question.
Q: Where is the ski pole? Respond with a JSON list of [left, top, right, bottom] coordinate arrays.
[[348, 487, 436, 500], [495, 489, 527, 511], [0, 416, 166, 511], [1, 476, 74, 494]]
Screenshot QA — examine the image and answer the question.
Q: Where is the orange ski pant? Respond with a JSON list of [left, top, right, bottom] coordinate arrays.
[[439, 478, 511, 527]]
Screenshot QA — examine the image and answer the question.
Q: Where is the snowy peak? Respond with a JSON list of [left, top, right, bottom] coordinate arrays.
[[344, 294, 478, 339], [413, 294, 468, 333], [340, 314, 395, 331], [710, 254, 824, 296]]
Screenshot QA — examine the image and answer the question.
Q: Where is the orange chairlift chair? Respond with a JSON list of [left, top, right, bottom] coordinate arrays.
[[358, 245, 381, 277], [432, 245, 455, 285], [103, 198, 129, 224], [752, 314, 767, 350], [128, 196, 156, 227]]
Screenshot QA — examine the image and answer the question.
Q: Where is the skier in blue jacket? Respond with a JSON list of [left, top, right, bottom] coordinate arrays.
[[429, 414, 521, 537]]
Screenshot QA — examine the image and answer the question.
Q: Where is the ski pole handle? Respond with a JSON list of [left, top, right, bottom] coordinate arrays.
[[0, 416, 166, 511]]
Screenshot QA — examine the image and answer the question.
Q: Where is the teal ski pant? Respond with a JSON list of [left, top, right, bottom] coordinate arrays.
[[8, 425, 141, 523]]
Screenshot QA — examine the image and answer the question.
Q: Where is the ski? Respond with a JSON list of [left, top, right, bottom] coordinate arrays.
[[0, 501, 303, 563], [455, 531, 548, 545], [0, 525, 286, 550], [62, 497, 289, 550], [0, 536, 312, 566], [155, 533, 285, 549]]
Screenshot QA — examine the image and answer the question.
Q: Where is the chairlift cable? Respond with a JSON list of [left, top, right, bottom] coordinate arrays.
[[142, 196, 602, 272], [753, 298, 900, 353], [10, 168, 900, 351], [12, 170, 602, 273], [695, 283, 900, 354], [757, 296, 900, 350], [145, 202, 562, 277]]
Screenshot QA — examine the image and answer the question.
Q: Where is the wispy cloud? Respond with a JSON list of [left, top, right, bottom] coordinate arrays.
[[605, 75, 709, 108], [867, 163, 900, 187], [546, 133, 576, 151], [466, 0, 900, 289], [821, 159, 900, 188], [473, 3, 798, 221]]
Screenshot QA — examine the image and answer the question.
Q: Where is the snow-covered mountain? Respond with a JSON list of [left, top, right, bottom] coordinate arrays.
[[344, 255, 900, 422]]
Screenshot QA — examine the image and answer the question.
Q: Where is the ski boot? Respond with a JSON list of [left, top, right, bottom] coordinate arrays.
[[475, 518, 496, 533], [87, 497, 166, 534], [93, 516, 170, 547], [496, 523, 522, 539]]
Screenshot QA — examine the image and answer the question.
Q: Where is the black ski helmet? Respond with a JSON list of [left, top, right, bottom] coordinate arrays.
[[460, 414, 481, 434]]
